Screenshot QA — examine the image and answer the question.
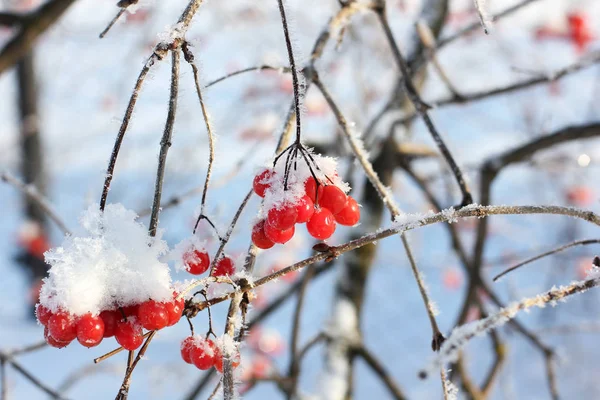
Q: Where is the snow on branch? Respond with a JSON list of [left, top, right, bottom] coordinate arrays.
[[420, 269, 600, 378]]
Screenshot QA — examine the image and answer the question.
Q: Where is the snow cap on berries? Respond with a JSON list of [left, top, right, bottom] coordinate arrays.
[[39, 204, 173, 316]]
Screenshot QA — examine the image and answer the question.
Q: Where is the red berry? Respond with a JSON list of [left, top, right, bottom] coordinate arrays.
[[264, 222, 295, 244], [184, 249, 210, 275], [212, 256, 235, 277], [306, 208, 336, 240], [48, 311, 77, 342], [295, 195, 314, 223], [253, 169, 275, 197], [138, 300, 169, 331], [165, 298, 183, 327], [100, 310, 120, 338], [267, 203, 298, 230], [36, 304, 52, 326], [181, 336, 195, 364], [76, 314, 105, 348], [251, 220, 275, 250], [213, 345, 241, 373], [304, 177, 323, 203], [190, 338, 216, 370], [334, 196, 360, 226], [122, 304, 139, 318], [319, 185, 347, 214], [44, 326, 70, 349], [115, 318, 144, 351]]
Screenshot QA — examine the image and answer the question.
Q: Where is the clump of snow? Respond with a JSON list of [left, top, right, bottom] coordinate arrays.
[[393, 210, 435, 230], [39, 203, 173, 316], [258, 150, 350, 212]]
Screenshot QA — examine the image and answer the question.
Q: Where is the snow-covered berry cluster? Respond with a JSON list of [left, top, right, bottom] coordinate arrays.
[[35, 204, 183, 349], [37, 293, 183, 350], [251, 153, 360, 249], [181, 336, 240, 372]]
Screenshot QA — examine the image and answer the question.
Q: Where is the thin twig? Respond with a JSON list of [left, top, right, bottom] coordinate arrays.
[[149, 50, 180, 237], [374, 6, 472, 207], [99, 8, 126, 38], [312, 73, 444, 349], [99, 52, 162, 211], [493, 239, 600, 281], [276, 0, 302, 144], [206, 65, 288, 88], [181, 43, 217, 231], [354, 345, 406, 400], [1, 171, 71, 234], [286, 266, 316, 398], [1, 356, 65, 399]]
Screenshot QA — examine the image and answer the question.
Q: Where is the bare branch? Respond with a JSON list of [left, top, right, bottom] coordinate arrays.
[[354, 345, 406, 400], [0, 0, 76, 75], [494, 239, 600, 281], [149, 50, 180, 237], [1, 171, 71, 235]]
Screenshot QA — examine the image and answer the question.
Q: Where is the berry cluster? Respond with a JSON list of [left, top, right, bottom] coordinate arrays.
[[252, 169, 360, 249], [180, 336, 240, 372], [37, 292, 184, 350], [183, 247, 236, 277]]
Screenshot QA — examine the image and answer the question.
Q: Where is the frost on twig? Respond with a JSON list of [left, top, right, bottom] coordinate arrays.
[[420, 269, 600, 378], [474, 0, 493, 34]]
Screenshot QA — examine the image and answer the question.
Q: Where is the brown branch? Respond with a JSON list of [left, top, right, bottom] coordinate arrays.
[[354, 345, 406, 400], [493, 239, 600, 281], [1, 171, 71, 235], [148, 50, 180, 237], [374, 5, 472, 207], [0, 0, 76, 75], [286, 266, 316, 398], [186, 204, 600, 311], [0, 355, 65, 399]]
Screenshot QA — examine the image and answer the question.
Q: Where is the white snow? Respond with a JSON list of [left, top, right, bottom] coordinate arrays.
[[39, 203, 173, 316]]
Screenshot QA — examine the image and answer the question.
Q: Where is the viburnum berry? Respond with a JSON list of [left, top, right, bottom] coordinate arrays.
[[253, 169, 275, 198], [122, 304, 140, 318], [138, 300, 169, 331], [44, 326, 70, 349], [319, 185, 347, 214], [36, 304, 52, 326], [213, 346, 241, 373], [190, 338, 216, 370], [264, 222, 295, 244], [115, 318, 144, 351], [295, 195, 314, 223], [47, 311, 78, 342], [213, 256, 235, 277], [306, 208, 336, 240], [304, 177, 324, 203], [165, 294, 184, 326], [251, 220, 275, 249], [181, 336, 196, 364], [267, 203, 298, 230], [335, 196, 360, 226], [183, 248, 211, 275], [76, 314, 105, 348], [100, 310, 120, 338]]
